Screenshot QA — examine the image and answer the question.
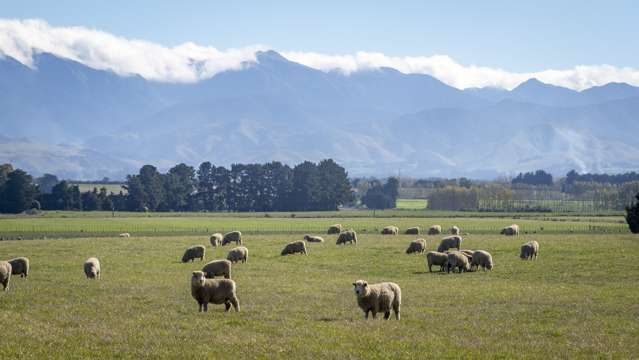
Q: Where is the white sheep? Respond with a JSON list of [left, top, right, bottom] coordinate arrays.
[[428, 225, 442, 235], [210, 233, 223, 247], [437, 235, 462, 252], [222, 231, 242, 246], [426, 251, 448, 272], [119, 233, 131, 238], [0, 261, 11, 291], [304, 234, 324, 243], [202, 260, 232, 279], [500, 224, 520, 236], [352, 280, 401, 320], [84, 257, 101, 279], [182, 245, 206, 263], [449, 226, 461, 235], [227, 246, 248, 263], [471, 250, 494, 271], [447, 251, 470, 273], [336, 230, 357, 245], [281, 241, 307, 256], [406, 239, 426, 254], [520, 241, 539, 260], [191, 271, 240, 312], [8, 257, 29, 278]]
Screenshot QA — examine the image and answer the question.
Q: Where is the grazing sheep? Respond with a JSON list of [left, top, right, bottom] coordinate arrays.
[[406, 239, 427, 254], [500, 224, 520, 236], [281, 241, 308, 256], [405, 227, 420, 235], [352, 280, 401, 320], [447, 251, 470, 273], [426, 251, 448, 272], [202, 260, 232, 279], [84, 257, 101, 279], [336, 230, 358, 245], [0, 261, 11, 291], [227, 246, 248, 263], [8, 257, 29, 278], [222, 231, 242, 246], [520, 241, 539, 260], [428, 225, 442, 235], [327, 224, 343, 234], [381, 226, 399, 235], [304, 234, 324, 243], [182, 245, 206, 263], [119, 233, 130, 238], [210, 233, 223, 247], [449, 226, 461, 235], [471, 250, 494, 271], [437, 235, 462, 253], [191, 271, 240, 312]]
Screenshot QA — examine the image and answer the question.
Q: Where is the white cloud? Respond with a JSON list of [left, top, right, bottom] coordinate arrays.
[[1, 18, 639, 90]]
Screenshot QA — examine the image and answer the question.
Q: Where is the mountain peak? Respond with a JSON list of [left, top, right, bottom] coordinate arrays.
[[255, 50, 288, 63]]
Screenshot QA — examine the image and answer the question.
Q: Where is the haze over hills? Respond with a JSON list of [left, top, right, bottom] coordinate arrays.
[[1, 50, 639, 180]]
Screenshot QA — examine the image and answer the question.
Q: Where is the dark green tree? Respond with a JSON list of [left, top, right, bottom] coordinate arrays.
[[0, 169, 39, 213], [35, 173, 59, 194], [316, 159, 353, 210], [163, 163, 195, 211], [625, 193, 639, 234], [138, 165, 165, 211], [81, 188, 101, 211]]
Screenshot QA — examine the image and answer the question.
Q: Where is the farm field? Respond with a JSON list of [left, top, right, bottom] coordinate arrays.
[[0, 229, 638, 358], [395, 198, 427, 210]]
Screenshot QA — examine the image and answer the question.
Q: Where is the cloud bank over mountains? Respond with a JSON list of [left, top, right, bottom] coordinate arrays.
[[1, 18, 638, 90]]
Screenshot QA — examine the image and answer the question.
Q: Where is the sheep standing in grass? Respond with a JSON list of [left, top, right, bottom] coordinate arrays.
[[449, 226, 461, 235], [119, 233, 130, 238], [227, 246, 248, 263], [336, 230, 357, 245], [437, 235, 462, 252], [426, 251, 448, 272], [222, 231, 242, 246], [210, 233, 223, 247], [84, 257, 101, 279], [191, 271, 240, 312], [501, 224, 520, 236], [304, 235, 324, 243], [182, 245, 206, 263], [520, 241, 539, 260], [0, 261, 11, 291], [8, 257, 29, 278], [405, 227, 420, 235], [447, 251, 470, 273], [352, 280, 401, 320], [381, 226, 399, 235], [327, 224, 343, 234], [406, 239, 426, 254], [428, 225, 442, 235], [471, 250, 494, 271], [202, 260, 232, 279], [281, 241, 307, 256]]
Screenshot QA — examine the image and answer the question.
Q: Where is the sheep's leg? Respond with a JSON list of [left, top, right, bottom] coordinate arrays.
[[371, 311, 377, 319], [203, 303, 208, 312], [230, 296, 240, 312], [198, 302, 203, 312], [224, 301, 231, 312], [383, 311, 391, 320], [393, 306, 400, 321], [428, 264, 432, 272]]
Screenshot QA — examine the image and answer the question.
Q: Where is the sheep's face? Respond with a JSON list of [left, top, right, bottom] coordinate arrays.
[[352, 280, 369, 297], [486, 262, 494, 270], [192, 271, 206, 286]]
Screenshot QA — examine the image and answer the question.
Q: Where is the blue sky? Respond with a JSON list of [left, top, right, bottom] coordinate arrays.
[[2, 0, 637, 72]]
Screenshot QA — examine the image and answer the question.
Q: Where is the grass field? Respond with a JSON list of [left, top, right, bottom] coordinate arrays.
[[395, 198, 427, 210]]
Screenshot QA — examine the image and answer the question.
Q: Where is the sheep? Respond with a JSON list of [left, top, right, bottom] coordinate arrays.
[[119, 233, 130, 238], [449, 226, 461, 235], [471, 250, 494, 271], [437, 235, 462, 252], [405, 227, 420, 235], [428, 225, 442, 235], [304, 234, 324, 243], [210, 233, 223, 247], [447, 251, 470, 273], [352, 280, 401, 320], [0, 261, 11, 291], [500, 224, 520, 236], [8, 257, 29, 278], [381, 226, 399, 235], [426, 251, 448, 272], [84, 257, 101, 279], [222, 231, 242, 246], [227, 246, 248, 263], [201, 260, 232, 279], [182, 245, 206, 263], [281, 241, 308, 256], [336, 230, 357, 245], [327, 224, 343, 234], [520, 241, 539, 260], [406, 239, 426, 254], [191, 271, 240, 312], [459, 249, 474, 262]]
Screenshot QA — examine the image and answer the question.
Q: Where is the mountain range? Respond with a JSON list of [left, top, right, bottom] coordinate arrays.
[[1, 50, 638, 179]]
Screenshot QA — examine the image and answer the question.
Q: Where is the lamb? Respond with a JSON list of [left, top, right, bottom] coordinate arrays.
[[281, 241, 307, 256], [520, 241, 539, 260], [381, 226, 399, 235], [428, 225, 442, 235], [336, 230, 357, 245], [304, 234, 324, 243], [500, 224, 520, 236], [437, 235, 462, 252], [8, 257, 29, 278], [406, 239, 426, 254], [426, 251, 448, 272], [222, 231, 242, 246], [84, 257, 101, 279], [227, 246, 248, 263], [0, 261, 11, 291], [182, 245, 206, 263], [191, 271, 240, 312], [404, 227, 420, 235], [352, 280, 401, 320], [118, 233, 130, 238], [201, 259, 232, 279], [327, 224, 342, 234], [449, 226, 461, 235], [447, 251, 470, 273], [210, 233, 223, 247], [471, 250, 494, 271]]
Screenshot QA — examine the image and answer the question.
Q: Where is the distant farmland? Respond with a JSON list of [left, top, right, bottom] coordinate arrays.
[[73, 183, 125, 194]]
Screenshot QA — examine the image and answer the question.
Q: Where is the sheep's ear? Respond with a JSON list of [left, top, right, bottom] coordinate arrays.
[[363, 282, 368, 287]]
